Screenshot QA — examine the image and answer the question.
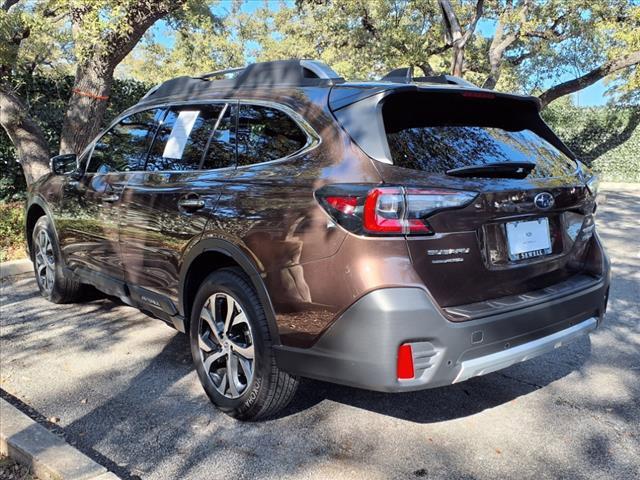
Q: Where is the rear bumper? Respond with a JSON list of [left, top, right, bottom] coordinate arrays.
[[274, 275, 609, 392]]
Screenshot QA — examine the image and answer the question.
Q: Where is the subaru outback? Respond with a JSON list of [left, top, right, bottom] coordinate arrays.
[[25, 60, 610, 420]]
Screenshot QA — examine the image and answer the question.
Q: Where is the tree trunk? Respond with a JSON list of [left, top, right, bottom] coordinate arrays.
[[439, 0, 484, 77], [59, 59, 114, 155], [0, 86, 50, 185], [451, 46, 464, 76]]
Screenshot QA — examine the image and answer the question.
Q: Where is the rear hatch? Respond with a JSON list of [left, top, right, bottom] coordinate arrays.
[[331, 86, 598, 310]]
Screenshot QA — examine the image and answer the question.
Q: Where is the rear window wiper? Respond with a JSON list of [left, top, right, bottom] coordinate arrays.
[[446, 161, 536, 179]]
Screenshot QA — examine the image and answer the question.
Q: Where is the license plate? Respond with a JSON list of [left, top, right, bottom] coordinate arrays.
[[505, 218, 552, 261]]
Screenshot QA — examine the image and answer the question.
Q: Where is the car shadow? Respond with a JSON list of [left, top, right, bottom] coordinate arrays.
[[278, 335, 591, 423]]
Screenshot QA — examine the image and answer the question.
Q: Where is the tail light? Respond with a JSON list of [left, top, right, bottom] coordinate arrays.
[[316, 184, 476, 236]]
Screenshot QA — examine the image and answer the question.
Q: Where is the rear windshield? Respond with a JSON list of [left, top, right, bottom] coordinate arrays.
[[387, 126, 576, 178], [382, 92, 577, 178]]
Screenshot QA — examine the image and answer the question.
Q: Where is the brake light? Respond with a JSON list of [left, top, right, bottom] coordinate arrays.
[[363, 187, 406, 233], [397, 344, 415, 380], [316, 184, 476, 236], [461, 91, 496, 99]]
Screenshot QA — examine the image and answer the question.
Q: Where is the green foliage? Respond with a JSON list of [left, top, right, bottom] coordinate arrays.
[[590, 127, 640, 182], [117, 1, 243, 82], [0, 73, 151, 200], [543, 98, 640, 181], [0, 202, 26, 262]]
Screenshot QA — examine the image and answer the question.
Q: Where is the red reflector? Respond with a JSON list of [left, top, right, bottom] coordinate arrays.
[[397, 344, 415, 380], [325, 196, 358, 215], [461, 91, 496, 99]]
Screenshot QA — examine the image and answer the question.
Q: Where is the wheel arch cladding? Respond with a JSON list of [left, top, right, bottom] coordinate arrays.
[[25, 201, 47, 258], [179, 239, 281, 344]]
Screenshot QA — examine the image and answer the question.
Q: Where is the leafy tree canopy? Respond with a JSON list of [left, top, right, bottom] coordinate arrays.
[[118, 0, 639, 106]]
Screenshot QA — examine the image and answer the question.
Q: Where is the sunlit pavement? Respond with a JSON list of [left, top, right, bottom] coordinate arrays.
[[1, 185, 638, 480]]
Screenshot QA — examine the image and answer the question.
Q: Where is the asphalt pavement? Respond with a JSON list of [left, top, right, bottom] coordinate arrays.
[[1, 185, 638, 480]]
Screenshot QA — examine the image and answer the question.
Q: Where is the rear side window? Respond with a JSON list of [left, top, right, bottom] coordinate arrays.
[[88, 109, 161, 173], [236, 105, 307, 166], [146, 104, 227, 171], [382, 92, 577, 178]]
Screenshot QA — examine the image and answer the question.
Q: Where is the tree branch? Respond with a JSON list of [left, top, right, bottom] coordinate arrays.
[[439, 0, 463, 44], [104, 1, 185, 67], [507, 50, 534, 66], [461, 0, 485, 45], [539, 51, 640, 107], [2, 0, 21, 12], [583, 107, 640, 163]]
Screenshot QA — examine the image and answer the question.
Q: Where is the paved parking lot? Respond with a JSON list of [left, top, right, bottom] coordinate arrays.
[[1, 185, 639, 480]]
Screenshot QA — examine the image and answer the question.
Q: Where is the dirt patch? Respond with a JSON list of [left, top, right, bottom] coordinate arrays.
[[0, 455, 38, 480]]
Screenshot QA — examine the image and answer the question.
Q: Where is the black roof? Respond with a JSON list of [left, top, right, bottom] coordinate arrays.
[[136, 59, 541, 115], [141, 59, 345, 102]]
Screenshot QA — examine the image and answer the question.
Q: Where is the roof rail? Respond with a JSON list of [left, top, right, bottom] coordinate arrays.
[[140, 59, 345, 101], [197, 66, 245, 80], [380, 67, 476, 87], [198, 60, 344, 83]]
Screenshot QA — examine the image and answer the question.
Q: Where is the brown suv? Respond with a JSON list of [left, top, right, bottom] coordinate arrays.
[[26, 60, 610, 420]]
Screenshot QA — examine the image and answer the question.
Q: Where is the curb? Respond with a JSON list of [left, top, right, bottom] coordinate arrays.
[[0, 398, 120, 480], [0, 259, 32, 279]]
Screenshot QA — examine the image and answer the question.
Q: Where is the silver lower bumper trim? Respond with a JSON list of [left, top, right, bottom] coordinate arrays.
[[453, 317, 598, 383]]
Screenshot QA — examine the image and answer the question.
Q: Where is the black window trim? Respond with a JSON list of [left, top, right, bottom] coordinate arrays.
[[198, 102, 235, 171], [80, 98, 320, 176]]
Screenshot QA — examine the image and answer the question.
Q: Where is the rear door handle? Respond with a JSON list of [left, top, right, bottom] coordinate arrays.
[[178, 197, 205, 211], [102, 194, 120, 203]]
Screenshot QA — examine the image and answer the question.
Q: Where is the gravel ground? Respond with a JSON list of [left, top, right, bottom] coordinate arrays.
[[1, 186, 638, 480], [0, 455, 37, 480]]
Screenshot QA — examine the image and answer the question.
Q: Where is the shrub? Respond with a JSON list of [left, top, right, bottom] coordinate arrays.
[[0, 202, 26, 262], [590, 126, 640, 182], [543, 100, 639, 182]]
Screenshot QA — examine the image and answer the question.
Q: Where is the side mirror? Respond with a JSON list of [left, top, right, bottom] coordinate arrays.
[[50, 154, 78, 175]]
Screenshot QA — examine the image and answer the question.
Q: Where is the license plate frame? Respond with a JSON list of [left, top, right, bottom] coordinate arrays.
[[505, 217, 552, 261]]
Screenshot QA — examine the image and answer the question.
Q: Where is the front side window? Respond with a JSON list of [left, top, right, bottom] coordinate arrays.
[[236, 105, 307, 166], [146, 104, 227, 171], [87, 109, 161, 174]]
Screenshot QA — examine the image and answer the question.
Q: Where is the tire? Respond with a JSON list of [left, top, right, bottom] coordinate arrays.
[[189, 267, 299, 420], [32, 216, 84, 303]]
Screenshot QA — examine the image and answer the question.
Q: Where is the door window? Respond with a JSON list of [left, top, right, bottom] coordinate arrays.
[[146, 104, 227, 171], [201, 104, 236, 170], [236, 105, 308, 166], [87, 109, 161, 173]]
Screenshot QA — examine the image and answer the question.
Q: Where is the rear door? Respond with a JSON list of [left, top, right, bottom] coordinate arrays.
[[59, 108, 161, 283], [371, 90, 597, 308], [119, 102, 237, 313]]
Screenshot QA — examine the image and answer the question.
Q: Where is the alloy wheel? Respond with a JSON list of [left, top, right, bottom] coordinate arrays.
[[34, 229, 55, 295], [198, 292, 255, 399]]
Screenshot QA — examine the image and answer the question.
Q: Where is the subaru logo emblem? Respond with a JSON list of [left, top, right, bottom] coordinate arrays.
[[534, 192, 554, 210]]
